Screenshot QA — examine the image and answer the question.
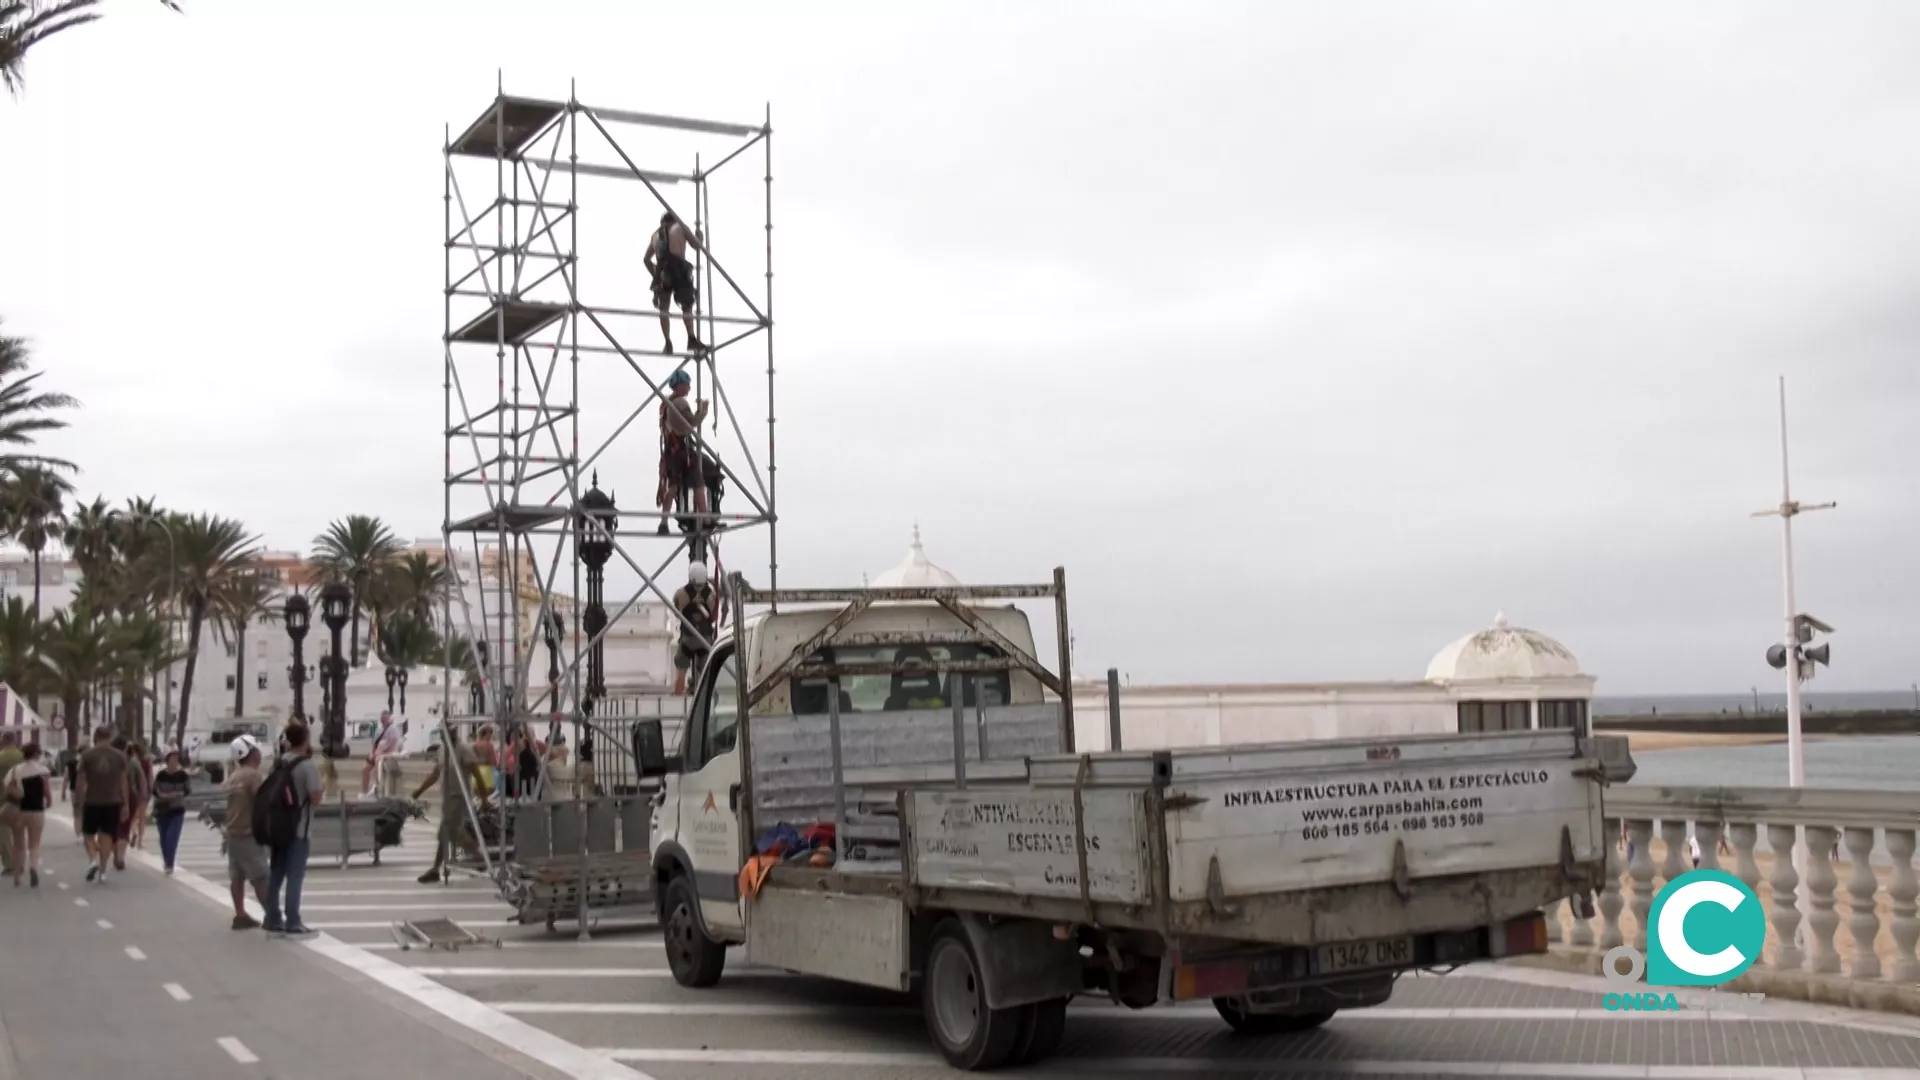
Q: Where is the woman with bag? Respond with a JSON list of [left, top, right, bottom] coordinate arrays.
[[5, 744, 52, 887]]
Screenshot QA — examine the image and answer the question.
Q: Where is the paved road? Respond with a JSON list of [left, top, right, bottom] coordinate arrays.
[[10, 807, 1920, 1080]]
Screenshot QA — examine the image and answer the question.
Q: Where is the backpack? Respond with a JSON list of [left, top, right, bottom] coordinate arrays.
[[679, 582, 715, 650], [251, 758, 302, 848]]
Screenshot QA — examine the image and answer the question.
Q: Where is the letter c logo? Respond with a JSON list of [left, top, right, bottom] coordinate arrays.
[[1646, 869, 1767, 987]]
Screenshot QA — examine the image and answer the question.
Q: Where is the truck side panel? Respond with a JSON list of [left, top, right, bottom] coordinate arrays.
[[909, 788, 1152, 905], [744, 886, 912, 992], [1166, 754, 1602, 901]]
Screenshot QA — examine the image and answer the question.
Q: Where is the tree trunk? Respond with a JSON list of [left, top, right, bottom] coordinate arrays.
[[234, 625, 246, 716], [350, 598, 363, 667], [120, 683, 140, 746], [175, 602, 206, 752], [62, 691, 81, 749], [28, 547, 41, 715]]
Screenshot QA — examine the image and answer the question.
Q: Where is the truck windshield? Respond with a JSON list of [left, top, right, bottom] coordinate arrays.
[[792, 644, 1010, 714]]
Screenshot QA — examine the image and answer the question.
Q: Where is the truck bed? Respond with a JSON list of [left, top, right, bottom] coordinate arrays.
[[901, 728, 1605, 945]]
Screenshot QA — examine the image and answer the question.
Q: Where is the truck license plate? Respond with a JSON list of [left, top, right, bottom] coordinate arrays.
[[1315, 936, 1413, 975]]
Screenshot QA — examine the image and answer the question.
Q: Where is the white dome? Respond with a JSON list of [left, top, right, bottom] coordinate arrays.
[[870, 525, 962, 589], [1425, 612, 1584, 682]]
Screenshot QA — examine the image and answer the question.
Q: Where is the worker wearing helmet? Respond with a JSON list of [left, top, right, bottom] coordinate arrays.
[[672, 562, 717, 696], [657, 369, 710, 536]]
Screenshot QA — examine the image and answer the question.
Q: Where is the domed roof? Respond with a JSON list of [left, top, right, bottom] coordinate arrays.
[[1425, 612, 1584, 682], [871, 525, 962, 589]]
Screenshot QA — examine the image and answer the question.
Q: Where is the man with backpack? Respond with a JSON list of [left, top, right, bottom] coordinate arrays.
[[252, 721, 323, 938], [672, 561, 717, 696]]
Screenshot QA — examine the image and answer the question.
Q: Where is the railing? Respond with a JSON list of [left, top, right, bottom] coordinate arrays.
[[1545, 785, 1920, 1009]]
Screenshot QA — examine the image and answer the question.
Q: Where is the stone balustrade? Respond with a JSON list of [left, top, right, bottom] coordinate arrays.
[[1543, 784, 1920, 1011]]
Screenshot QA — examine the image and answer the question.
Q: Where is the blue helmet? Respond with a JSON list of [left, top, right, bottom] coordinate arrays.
[[667, 370, 692, 390]]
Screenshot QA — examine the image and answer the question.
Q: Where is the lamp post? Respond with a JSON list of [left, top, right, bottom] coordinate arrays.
[[283, 594, 311, 721], [319, 583, 352, 759], [575, 475, 617, 769], [542, 608, 564, 746], [385, 664, 400, 713], [396, 666, 409, 716]]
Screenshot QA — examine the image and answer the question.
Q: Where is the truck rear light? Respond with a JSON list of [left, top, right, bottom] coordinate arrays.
[[1500, 913, 1548, 957], [1173, 962, 1249, 1001]]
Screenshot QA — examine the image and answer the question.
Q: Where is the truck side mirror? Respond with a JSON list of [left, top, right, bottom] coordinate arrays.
[[634, 718, 670, 778]]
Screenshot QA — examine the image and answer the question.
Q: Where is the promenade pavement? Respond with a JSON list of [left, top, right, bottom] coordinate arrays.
[[7, 806, 1920, 1080]]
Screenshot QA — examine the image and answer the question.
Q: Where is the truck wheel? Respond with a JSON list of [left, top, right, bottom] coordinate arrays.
[[1007, 997, 1069, 1066], [662, 875, 726, 988], [923, 919, 1023, 1071], [1213, 998, 1336, 1036]]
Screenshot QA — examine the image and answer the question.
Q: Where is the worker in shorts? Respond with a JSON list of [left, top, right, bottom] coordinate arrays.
[[409, 726, 488, 885], [642, 211, 705, 354], [223, 736, 271, 929]]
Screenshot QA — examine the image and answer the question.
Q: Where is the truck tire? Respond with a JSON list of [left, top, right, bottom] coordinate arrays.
[[1007, 997, 1069, 1066], [923, 919, 1024, 1071], [1212, 998, 1336, 1036], [662, 875, 726, 988]]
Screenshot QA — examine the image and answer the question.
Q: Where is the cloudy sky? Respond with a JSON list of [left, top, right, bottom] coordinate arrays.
[[3, 1, 1916, 694]]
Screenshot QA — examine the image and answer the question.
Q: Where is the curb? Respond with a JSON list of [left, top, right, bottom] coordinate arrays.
[[1525, 946, 1920, 1017]]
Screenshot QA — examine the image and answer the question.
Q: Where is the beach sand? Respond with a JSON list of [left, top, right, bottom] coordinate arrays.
[[1554, 836, 1914, 975]]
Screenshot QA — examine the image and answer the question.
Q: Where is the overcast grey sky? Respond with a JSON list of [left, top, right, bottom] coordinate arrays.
[[2, 1, 1916, 693]]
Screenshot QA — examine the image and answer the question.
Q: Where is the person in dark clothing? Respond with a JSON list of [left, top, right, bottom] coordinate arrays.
[[4, 744, 51, 887], [151, 750, 191, 874], [643, 211, 705, 354], [672, 562, 717, 697], [657, 369, 711, 536]]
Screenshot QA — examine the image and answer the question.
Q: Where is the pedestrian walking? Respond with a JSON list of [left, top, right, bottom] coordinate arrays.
[[410, 725, 488, 885], [151, 750, 191, 874], [223, 736, 270, 930], [127, 742, 154, 851], [255, 721, 322, 938], [0, 739, 21, 879], [75, 728, 131, 884], [4, 744, 50, 887]]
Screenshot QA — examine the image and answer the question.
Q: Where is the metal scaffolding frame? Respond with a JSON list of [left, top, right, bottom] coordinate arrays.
[[436, 79, 776, 896]]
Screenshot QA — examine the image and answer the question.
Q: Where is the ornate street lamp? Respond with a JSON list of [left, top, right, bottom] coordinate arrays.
[[542, 608, 564, 745], [575, 475, 617, 769], [385, 664, 400, 712], [319, 582, 352, 759], [283, 593, 311, 721], [396, 666, 409, 715]]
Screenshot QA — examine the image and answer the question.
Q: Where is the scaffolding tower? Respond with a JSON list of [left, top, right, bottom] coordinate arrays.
[[438, 82, 775, 891]]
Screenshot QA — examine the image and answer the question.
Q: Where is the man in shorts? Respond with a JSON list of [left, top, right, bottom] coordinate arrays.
[[409, 726, 487, 885], [74, 727, 130, 883], [642, 211, 706, 355], [223, 736, 271, 929], [656, 369, 711, 537]]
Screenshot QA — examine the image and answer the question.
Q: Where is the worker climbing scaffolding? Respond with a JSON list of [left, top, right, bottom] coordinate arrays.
[[644, 211, 706, 355], [656, 368, 726, 557]]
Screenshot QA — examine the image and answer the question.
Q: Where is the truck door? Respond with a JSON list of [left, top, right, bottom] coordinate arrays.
[[680, 645, 746, 938]]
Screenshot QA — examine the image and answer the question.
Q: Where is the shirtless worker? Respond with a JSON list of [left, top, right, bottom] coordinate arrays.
[[643, 211, 706, 355], [656, 369, 711, 536]]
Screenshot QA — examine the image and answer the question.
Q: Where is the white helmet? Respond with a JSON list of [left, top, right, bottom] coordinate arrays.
[[230, 734, 261, 760], [688, 561, 710, 585]]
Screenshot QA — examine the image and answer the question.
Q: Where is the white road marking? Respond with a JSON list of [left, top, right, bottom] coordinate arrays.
[[514, 1002, 1768, 1021], [125, 946, 147, 961], [412, 966, 779, 979], [301, 889, 488, 897], [594, 1048, 1920, 1078], [47, 809, 658, 1080], [95, 919, 113, 930], [164, 983, 192, 1002], [56, 881, 68, 891], [73, 897, 88, 907], [215, 1037, 258, 1064], [300, 903, 501, 912]]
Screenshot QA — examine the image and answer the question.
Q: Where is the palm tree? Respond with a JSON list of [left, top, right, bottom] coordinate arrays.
[[310, 514, 403, 666], [214, 569, 274, 718], [0, 318, 77, 479], [2, 463, 71, 618], [380, 549, 455, 625], [40, 604, 111, 747], [62, 495, 116, 577], [169, 513, 259, 749], [108, 611, 181, 745], [2, 1, 182, 96], [0, 594, 43, 698]]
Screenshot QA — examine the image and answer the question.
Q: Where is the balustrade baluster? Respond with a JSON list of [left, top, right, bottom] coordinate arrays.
[[1659, 818, 1690, 885], [1626, 818, 1655, 951], [1842, 826, 1882, 980], [1596, 816, 1624, 951], [1805, 825, 1842, 975], [1766, 822, 1804, 971], [1885, 828, 1918, 983], [1545, 899, 1565, 945], [1695, 819, 1724, 872]]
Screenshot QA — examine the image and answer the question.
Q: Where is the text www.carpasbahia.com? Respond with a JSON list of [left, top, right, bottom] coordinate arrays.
[[1297, 795, 1487, 841]]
